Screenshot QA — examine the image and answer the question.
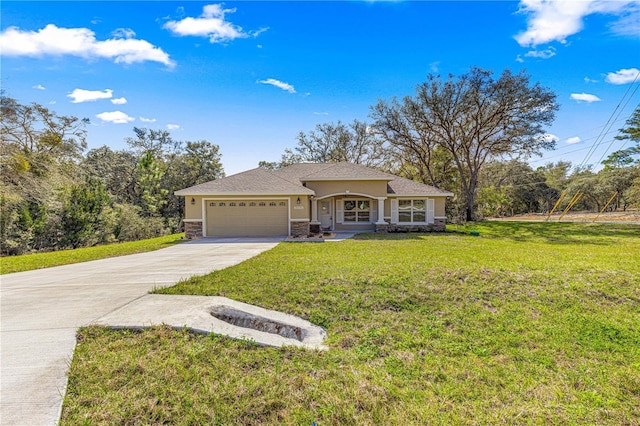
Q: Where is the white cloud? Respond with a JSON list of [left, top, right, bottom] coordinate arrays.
[[96, 111, 134, 124], [524, 46, 556, 59], [258, 78, 296, 94], [570, 92, 601, 103], [68, 88, 113, 103], [605, 68, 640, 84], [163, 4, 249, 43], [111, 28, 136, 39], [111, 97, 127, 105], [429, 61, 440, 72], [251, 27, 269, 38], [584, 76, 598, 83], [566, 136, 581, 144], [167, 124, 180, 130], [608, 5, 640, 36], [540, 133, 559, 143], [0, 24, 174, 67], [139, 117, 156, 123], [515, 0, 638, 47], [313, 112, 329, 115], [32, 84, 46, 90]]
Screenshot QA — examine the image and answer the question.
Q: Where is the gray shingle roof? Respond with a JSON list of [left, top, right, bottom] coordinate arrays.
[[174, 167, 315, 196], [387, 177, 454, 197], [175, 162, 453, 197], [294, 162, 395, 181]]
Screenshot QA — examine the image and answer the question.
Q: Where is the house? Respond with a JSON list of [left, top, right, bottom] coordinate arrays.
[[175, 162, 454, 239]]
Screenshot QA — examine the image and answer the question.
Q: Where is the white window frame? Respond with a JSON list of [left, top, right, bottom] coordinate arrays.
[[391, 198, 435, 224], [336, 198, 376, 224]]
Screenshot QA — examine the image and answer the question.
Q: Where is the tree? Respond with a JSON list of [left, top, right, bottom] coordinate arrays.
[[126, 127, 178, 156], [608, 107, 640, 165], [59, 178, 112, 249], [1, 96, 88, 179], [538, 161, 572, 191], [616, 107, 640, 145], [135, 151, 168, 217], [371, 67, 558, 221], [1, 96, 89, 254], [271, 120, 389, 169], [477, 160, 555, 217], [83, 146, 138, 204], [161, 140, 224, 226]]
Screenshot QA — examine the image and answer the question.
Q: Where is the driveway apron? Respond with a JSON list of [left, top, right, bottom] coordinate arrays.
[[0, 238, 279, 425]]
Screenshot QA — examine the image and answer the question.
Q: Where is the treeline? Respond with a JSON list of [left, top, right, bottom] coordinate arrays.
[[1, 96, 223, 255], [476, 157, 639, 218], [262, 68, 640, 220]]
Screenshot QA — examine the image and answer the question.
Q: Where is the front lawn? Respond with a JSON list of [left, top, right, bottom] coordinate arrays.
[[62, 222, 640, 424], [1, 233, 184, 274]]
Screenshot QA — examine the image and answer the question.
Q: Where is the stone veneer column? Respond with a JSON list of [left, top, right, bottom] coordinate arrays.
[[184, 221, 203, 239], [291, 220, 310, 237]]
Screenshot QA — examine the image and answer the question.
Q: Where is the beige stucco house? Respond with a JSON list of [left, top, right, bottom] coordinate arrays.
[[175, 162, 454, 239]]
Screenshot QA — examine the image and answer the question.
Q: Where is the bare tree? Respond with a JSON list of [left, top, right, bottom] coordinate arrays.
[[371, 67, 558, 221], [268, 119, 389, 169]]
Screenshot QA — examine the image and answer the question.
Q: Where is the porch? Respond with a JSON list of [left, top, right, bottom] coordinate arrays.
[[309, 194, 386, 233]]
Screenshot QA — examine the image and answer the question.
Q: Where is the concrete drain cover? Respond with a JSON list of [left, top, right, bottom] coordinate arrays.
[[94, 295, 327, 350]]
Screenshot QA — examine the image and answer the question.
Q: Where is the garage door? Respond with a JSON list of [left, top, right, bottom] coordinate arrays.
[[206, 200, 288, 237]]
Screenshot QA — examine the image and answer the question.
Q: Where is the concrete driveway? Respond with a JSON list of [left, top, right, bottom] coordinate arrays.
[[0, 238, 280, 425]]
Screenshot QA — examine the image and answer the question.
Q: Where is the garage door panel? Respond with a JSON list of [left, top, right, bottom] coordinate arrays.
[[206, 200, 288, 237]]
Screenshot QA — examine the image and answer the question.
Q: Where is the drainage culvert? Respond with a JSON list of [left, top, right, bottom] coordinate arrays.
[[210, 305, 306, 341]]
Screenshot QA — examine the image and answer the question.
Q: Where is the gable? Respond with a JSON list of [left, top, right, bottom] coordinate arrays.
[[175, 162, 453, 198]]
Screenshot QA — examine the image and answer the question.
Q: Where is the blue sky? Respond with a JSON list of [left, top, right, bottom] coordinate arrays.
[[2, 1, 639, 175]]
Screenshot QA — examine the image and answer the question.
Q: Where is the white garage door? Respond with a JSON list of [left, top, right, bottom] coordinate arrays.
[[206, 200, 288, 237]]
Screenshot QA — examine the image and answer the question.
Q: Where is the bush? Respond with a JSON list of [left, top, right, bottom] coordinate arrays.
[[112, 204, 168, 242]]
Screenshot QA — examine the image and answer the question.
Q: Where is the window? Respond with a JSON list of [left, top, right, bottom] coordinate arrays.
[[209, 202, 216, 207], [229, 202, 236, 207], [279, 201, 286, 206], [269, 201, 277, 207], [399, 200, 426, 223], [259, 202, 266, 206], [343, 199, 370, 223], [219, 202, 226, 207], [239, 202, 246, 207], [249, 202, 256, 207]]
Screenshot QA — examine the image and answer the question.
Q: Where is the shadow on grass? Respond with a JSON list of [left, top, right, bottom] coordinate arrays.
[[353, 221, 640, 245]]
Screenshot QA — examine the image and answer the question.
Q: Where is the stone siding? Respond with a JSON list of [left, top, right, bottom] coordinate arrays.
[[376, 218, 446, 233], [291, 221, 310, 237], [185, 221, 203, 239]]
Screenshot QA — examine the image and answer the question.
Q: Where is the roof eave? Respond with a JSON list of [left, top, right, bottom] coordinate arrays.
[[388, 192, 455, 197], [301, 177, 394, 182], [174, 190, 315, 197]]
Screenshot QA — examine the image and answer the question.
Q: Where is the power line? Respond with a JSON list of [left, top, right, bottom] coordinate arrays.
[[577, 70, 640, 169], [594, 98, 640, 165]]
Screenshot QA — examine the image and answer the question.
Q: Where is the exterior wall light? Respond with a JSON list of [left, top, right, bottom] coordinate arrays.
[[190, 197, 196, 205], [296, 197, 301, 205]]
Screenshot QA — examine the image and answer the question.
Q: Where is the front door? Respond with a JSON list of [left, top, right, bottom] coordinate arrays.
[[320, 200, 332, 230]]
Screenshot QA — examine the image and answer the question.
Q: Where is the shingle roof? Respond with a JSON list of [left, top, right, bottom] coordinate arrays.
[[271, 163, 334, 183], [387, 176, 454, 197], [175, 162, 453, 197], [174, 167, 315, 196], [293, 162, 395, 181]]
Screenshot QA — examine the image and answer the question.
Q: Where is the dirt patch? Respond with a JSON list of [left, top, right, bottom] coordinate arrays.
[[489, 210, 640, 224]]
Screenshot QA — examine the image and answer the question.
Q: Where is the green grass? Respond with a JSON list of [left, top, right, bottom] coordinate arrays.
[[62, 222, 640, 425], [0, 233, 185, 274]]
